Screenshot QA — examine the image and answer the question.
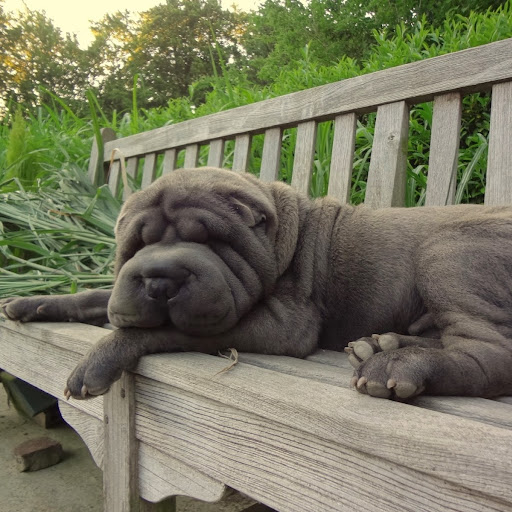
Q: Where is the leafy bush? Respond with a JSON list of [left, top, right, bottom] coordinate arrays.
[[0, 3, 511, 295]]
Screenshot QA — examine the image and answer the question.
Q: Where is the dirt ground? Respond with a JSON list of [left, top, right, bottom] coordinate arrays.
[[0, 385, 255, 512]]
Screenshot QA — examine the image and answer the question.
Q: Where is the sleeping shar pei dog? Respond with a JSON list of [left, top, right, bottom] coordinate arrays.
[[2, 167, 512, 400]]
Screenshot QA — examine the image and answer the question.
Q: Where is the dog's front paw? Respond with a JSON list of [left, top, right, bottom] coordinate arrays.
[[350, 347, 436, 399], [1, 296, 52, 322], [65, 354, 122, 400], [345, 333, 400, 369]]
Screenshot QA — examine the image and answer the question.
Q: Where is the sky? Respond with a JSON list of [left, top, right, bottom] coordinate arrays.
[[3, 0, 259, 47]]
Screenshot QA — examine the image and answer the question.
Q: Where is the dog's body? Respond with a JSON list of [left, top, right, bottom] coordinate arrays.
[[3, 168, 512, 399]]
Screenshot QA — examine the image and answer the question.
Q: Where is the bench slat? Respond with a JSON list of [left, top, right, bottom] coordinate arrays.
[[89, 127, 116, 185], [328, 113, 357, 203], [136, 354, 512, 507], [103, 39, 512, 161], [365, 101, 409, 207], [207, 139, 225, 167], [232, 134, 251, 172], [141, 153, 157, 190], [486, 81, 512, 206], [184, 144, 199, 168], [123, 157, 139, 200], [162, 149, 177, 176], [425, 93, 462, 206], [260, 128, 282, 182], [108, 160, 121, 196], [291, 121, 317, 195]]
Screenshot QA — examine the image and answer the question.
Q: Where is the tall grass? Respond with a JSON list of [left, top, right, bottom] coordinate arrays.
[[0, 4, 510, 296]]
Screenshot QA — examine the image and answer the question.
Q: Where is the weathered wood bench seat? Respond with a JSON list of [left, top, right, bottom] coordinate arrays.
[[2, 38, 512, 512]]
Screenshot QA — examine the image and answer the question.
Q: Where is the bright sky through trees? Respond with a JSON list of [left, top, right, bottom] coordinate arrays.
[[3, 0, 256, 47]]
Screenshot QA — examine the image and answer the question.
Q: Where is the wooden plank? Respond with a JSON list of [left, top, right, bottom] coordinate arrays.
[[291, 121, 317, 195], [123, 157, 139, 200], [59, 401, 224, 505], [259, 128, 282, 182], [108, 160, 121, 196], [365, 101, 409, 207], [485, 81, 512, 206], [59, 400, 104, 469], [141, 153, 157, 190], [184, 144, 199, 168], [328, 113, 357, 203], [88, 127, 116, 185], [425, 93, 462, 206], [136, 353, 512, 502], [0, 322, 104, 420], [103, 372, 139, 511], [138, 443, 225, 504], [135, 376, 511, 512], [103, 39, 512, 161], [207, 139, 225, 167], [232, 134, 251, 172], [162, 149, 177, 175]]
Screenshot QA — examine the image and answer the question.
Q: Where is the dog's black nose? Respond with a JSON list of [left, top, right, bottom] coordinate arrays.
[[143, 277, 182, 300]]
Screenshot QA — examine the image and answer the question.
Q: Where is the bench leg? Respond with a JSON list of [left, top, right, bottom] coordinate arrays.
[[104, 372, 177, 511]]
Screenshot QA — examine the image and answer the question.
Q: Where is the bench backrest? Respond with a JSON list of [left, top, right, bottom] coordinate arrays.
[[89, 38, 512, 208]]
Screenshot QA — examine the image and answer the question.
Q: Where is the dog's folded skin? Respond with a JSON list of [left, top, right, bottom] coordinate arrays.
[[2, 167, 512, 400]]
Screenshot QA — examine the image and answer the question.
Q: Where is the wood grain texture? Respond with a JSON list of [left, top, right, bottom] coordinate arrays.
[[425, 93, 462, 206], [259, 128, 282, 182], [141, 153, 157, 190], [162, 149, 177, 175], [59, 400, 224, 505], [135, 376, 511, 512], [291, 121, 317, 195], [104, 372, 139, 511], [328, 113, 357, 203], [365, 101, 409, 207], [103, 39, 512, 161], [138, 443, 225, 504], [207, 139, 225, 167], [88, 127, 116, 185], [59, 400, 104, 468], [108, 160, 121, 196], [485, 81, 512, 206], [184, 144, 199, 169], [232, 134, 251, 172], [123, 157, 139, 200], [135, 353, 512, 502]]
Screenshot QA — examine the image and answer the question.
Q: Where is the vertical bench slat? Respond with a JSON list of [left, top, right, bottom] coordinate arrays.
[[328, 113, 357, 204], [104, 373, 139, 511], [184, 144, 199, 168], [89, 127, 117, 186], [291, 121, 317, 195], [365, 101, 409, 208], [141, 153, 157, 190], [425, 93, 462, 206], [162, 149, 177, 176], [108, 160, 121, 196], [232, 134, 251, 172], [485, 81, 512, 206], [122, 157, 139, 200], [260, 128, 282, 182], [207, 139, 225, 167]]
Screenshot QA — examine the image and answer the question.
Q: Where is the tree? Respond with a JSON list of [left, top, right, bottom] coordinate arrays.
[[88, 0, 246, 112], [0, 4, 89, 112]]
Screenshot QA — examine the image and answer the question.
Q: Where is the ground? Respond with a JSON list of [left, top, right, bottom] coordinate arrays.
[[0, 385, 255, 512]]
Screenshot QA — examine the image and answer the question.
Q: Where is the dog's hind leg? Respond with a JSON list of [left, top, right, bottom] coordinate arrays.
[[350, 221, 512, 399]]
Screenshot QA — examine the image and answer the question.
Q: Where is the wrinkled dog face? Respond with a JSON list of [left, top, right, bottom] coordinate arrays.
[[108, 168, 280, 335]]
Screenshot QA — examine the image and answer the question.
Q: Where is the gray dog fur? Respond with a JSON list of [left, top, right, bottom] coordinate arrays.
[[2, 167, 512, 400]]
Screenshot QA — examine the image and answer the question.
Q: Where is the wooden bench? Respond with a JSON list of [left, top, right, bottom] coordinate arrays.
[[2, 38, 512, 512]]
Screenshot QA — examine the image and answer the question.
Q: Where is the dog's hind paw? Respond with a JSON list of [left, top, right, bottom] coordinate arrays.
[[345, 333, 400, 368]]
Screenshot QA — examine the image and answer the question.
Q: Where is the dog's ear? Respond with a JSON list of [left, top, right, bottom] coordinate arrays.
[[229, 196, 266, 227]]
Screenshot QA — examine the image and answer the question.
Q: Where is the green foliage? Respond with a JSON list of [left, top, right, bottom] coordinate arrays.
[[0, 2, 511, 295]]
